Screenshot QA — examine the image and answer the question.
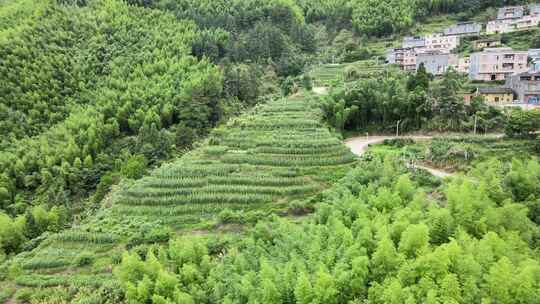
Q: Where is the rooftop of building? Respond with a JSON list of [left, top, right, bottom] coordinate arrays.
[[454, 21, 480, 25], [480, 47, 527, 53], [478, 87, 514, 94], [514, 71, 540, 77]]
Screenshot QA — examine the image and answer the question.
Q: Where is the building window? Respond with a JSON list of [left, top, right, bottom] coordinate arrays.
[[495, 97, 500, 102], [491, 74, 497, 81]]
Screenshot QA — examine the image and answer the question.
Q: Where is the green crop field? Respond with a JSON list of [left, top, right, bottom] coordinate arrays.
[[2, 94, 356, 293], [310, 59, 385, 87]]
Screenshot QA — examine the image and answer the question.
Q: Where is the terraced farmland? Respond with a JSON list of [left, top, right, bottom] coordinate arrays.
[[2, 95, 356, 294], [310, 59, 385, 86]]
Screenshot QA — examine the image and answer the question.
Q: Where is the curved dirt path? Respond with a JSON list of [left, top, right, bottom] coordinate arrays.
[[344, 135, 453, 178]]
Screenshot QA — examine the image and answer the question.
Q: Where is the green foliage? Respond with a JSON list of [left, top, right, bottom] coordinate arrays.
[[75, 251, 94, 267], [111, 156, 540, 303], [323, 67, 505, 133], [121, 155, 148, 180], [0, 0, 254, 246], [352, 0, 415, 37], [505, 108, 540, 138], [0, 212, 25, 255]]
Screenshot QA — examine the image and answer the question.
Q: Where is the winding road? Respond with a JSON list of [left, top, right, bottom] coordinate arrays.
[[344, 135, 453, 178]]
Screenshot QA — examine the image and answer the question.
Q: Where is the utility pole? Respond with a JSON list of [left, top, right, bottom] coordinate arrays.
[[473, 115, 477, 135], [396, 120, 401, 137]]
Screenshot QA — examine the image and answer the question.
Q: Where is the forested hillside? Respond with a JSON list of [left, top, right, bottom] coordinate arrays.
[[1, 95, 355, 302], [0, 0, 231, 255], [0, 0, 319, 258], [114, 158, 540, 303], [1, 0, 540, 303]]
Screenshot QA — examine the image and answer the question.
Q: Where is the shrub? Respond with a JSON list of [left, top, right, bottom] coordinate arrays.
[[14, 288, 33, 302], [75, 252, 94, 267], [218, 209, 243, 224], [288, 200, 315, 215], [121, 155, 148, 179], [383, 138, 414, 148]]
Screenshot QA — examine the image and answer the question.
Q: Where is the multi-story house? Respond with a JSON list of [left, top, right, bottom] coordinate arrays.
[[497, 6, 524, 20], [386, 48, 417, 72], [458, 57, 470, 74], [487, 11, 540, 34], [416, 51, 458, 76], [472, 39, 501, 51], [444, 22, 482, 36], [530, 4, 540, 15], [424, 33, 459, 53], [403, 36, 425, 48], [469, 48, 528, 81], [529, 49, 540, 72], [505, 71, 540, 104]]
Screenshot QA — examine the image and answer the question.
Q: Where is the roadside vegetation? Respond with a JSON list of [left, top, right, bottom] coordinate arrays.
[[1, 0, 540, 303]]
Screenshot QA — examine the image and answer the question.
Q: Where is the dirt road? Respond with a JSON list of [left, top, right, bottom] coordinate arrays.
[[344, 135, 453, 178]]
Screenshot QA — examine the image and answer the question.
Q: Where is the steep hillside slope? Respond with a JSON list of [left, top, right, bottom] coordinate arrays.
[[1, 95, 356, 301]]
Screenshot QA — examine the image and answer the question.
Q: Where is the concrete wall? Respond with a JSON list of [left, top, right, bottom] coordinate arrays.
[[469, 49, 528, 81], [424, 34, 459, 53], [482, 93, 514, 103], [497, 6, 524, 20], [444, 22, 482, 36], [403, 37, 425, 48], [506, 73, 540, 103], [417, 53, 458, 75]]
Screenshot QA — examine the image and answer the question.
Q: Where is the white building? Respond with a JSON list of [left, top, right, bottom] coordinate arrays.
[[458, 57, 470, 74], [487, 12, 540, 34], [423, 33, 460, 53]]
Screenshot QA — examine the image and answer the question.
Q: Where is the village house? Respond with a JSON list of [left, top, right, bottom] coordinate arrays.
[[530, 4, 540, 15], [458, 57, 470, 74], [513, 14, 540, 30], [463, 87, 514, 105], [403, 36, 425, 48], [477, 87, 515, 104], [486, 19, 513, 34], [416, 51, 458, 76], [487, 8, 540, 34], [424, 33, 460, 53], [497, 6, 524, 20], [472, 39, 501, 51], [469, 48, 528, 81], [505, 71, 540, 104], [529, 49, 540, 71], [444, 22, 482, 36], [386, 48, 417, 72]]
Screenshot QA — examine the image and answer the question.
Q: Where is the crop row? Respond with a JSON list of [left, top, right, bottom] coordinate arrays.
[[239, 120, 321, 130], [154, 165, 240, 178], [143, 178, 207, 188], [257, 138, 342, 148], [15, 274, 114, 287], [124, 187, 197, 198], [119, 193, 274, 206], [22, 257, 72, 270], [219, 130, 331, 140], [221, 153, 356, 167], [253, 145, 349, 155], [219, 137, 341, 150], [53, 231, 119, 244], [207, 175, 308, 186], [125, 182, 317, 199], [113, 202, 263, 217]]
